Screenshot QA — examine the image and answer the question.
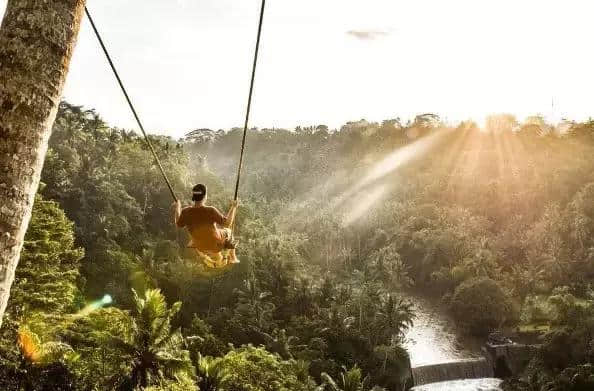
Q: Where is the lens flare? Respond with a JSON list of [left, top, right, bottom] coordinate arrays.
[[101, 294, 113, 305], [70, 294, 114, 320]]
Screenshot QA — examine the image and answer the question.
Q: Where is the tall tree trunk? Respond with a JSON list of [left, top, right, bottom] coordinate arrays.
[[0, 0, 86, 327]]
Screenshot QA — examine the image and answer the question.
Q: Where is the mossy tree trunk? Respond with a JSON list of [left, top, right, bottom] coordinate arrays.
[[0, 0, 86, 327]]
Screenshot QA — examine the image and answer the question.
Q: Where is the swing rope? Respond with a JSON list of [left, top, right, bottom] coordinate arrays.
[[86, 1, 266, 205], [234, 0, 266, 201], [85, 7, 178, 201]]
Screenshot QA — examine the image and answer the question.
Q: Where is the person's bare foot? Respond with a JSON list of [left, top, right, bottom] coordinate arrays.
[[228, 249, 240, 264]]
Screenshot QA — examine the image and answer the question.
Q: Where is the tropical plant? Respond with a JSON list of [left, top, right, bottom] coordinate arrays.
[[0, 326, 79, 391], [194, 353, 230, 391], [449, 277, 517, 336], [233, 276, 276, 330], [109, 289, 193, 389], [371, 295, 414, 345], [214, 345, 315, 391], [319, 365, 371, 391]]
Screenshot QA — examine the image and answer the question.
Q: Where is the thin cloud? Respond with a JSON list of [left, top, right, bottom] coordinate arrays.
[[346, 30, 390, 40]]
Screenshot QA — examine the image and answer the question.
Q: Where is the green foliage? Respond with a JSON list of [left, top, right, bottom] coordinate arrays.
[[17, 326, 77, 366], [0, 194, 83, 390], [213, 345, 315, 391], [9, 195, 84, 317], [6, 102, 594, 390], [319, 365, 376, 391], [41, 103, 191, 305], [539, 290, 594, 371], [449, 277, 517, 335], [141, 374, 197, 391], [61, 307, 135, 388], [115, 289, 194, 389], [62, 290, 194, 390], [195, 353, 230, 391], [186, 315, 229, 358], [519, 295, 551, 326], [505, 290, 594, 390], [546, 364, 594, 391]]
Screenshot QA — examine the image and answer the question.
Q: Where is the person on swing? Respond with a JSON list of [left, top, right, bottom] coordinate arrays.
[[173, 184, 240, 266]]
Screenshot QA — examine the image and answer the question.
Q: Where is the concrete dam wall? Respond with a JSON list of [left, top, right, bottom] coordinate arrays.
[[409, 343, 537, 388], [484, 343, 539, 378], [411, 358, 493, 386]]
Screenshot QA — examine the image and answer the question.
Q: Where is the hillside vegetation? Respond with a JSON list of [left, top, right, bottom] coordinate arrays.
[[1, 102, 593, 390]]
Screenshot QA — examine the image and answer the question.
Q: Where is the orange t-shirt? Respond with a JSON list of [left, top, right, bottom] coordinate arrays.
[[177, 205, 228, 253]]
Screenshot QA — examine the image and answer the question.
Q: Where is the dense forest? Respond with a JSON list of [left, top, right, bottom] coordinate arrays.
[[1, 102, 593, 390]]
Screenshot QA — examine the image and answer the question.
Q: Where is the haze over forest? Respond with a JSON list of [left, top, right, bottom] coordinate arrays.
[[1, 102, 593, 390]]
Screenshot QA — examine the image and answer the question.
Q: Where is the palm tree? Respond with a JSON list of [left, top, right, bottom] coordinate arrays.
[[509, 264, 544, 298], [316, 307, 355, 339], [0, 0, 86, 327], [292, 277, 316, 316], [194, 353, 229, 391], [372, 295, 414, 345], [17, 326, 75, 366], [109, 289, 192, 389], [129, 248, 159, 293], [317, 277, 336, 307], [13, 327, 77, 390], [250, 328, 305, 359], [234, 276, 275, 329], [319, 365, 377, 391], [370, 246, 413, 290], [350, 269, 383, 333]]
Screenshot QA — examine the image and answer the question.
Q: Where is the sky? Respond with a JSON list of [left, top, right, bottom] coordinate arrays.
[[1, 0, 594, 138]]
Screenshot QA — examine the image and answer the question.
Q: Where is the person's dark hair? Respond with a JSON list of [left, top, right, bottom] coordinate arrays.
[[192, 184, 207, 202]]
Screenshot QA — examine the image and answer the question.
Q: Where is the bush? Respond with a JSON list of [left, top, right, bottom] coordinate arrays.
[[216, 345, 315, 391], [519, 295, 550, 325], [449, 277, 516, 335]]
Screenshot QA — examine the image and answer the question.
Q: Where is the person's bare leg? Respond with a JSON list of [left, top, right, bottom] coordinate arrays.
[[211, 252, 226, 268], [195, 249, 216, 268], [228, 248, 240, 264], [221, 228, 236, 249]]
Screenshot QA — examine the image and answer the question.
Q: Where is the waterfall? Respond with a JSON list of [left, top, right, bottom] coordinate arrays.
[[411, 358, 494, 386]]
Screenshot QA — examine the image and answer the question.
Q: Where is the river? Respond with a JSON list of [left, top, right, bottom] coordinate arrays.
[[403, 295, 503, 391]]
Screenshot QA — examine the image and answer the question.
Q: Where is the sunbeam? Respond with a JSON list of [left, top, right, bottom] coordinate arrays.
[[342, 184, 389, 227], [329, 129, 452, 213]]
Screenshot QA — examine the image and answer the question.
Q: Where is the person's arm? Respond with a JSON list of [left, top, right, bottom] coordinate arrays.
[[224, 200, 239, 228], [213, 200, 238, 228], [172, 200, 183, 227]]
